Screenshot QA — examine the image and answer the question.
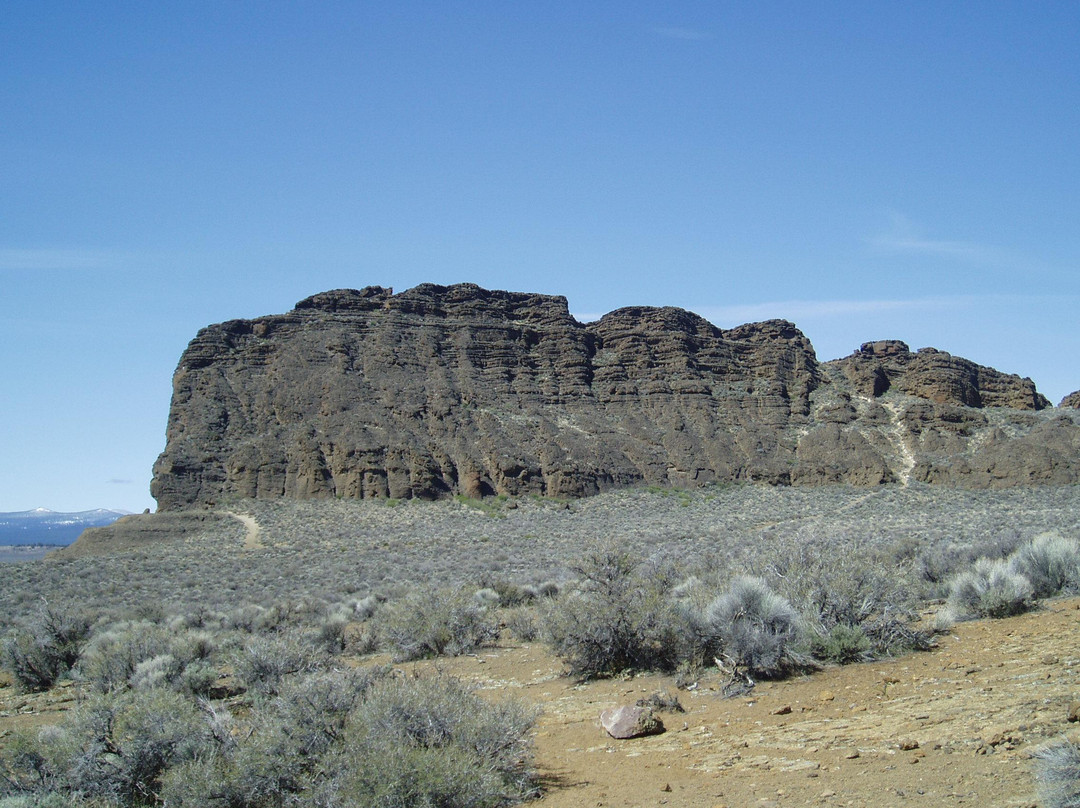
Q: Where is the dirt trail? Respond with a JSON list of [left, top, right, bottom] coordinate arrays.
[[882, 399, 917, 485], [224, 511, 263, 549]]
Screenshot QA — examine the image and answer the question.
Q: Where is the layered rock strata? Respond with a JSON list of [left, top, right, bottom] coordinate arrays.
[[151, 284, 1079, 509]]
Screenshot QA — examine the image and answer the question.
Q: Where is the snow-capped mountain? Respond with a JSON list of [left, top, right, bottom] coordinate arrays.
[[0, 508, 130, 545]]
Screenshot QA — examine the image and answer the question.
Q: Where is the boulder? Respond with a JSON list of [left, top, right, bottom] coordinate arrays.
[[599, 705, 664, 739]]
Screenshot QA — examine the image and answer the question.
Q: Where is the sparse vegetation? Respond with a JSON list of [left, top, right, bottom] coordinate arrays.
[[947, 557, 1035, 619], [1033, 738, 1080, 808], [699, 576, 805, 679], [542, 544, 688, 677], [374, 587, 499, 662], [1, 485, 1079, 806]]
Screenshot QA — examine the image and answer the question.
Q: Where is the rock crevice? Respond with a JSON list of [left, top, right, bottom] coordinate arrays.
[[151, 284, 1079, 509]]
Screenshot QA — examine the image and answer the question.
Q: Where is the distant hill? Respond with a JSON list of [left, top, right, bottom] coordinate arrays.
[[0, 508, 129, 546]]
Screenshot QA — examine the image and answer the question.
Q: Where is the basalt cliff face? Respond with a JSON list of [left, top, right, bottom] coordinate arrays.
[[151, 284, 1079, 510]]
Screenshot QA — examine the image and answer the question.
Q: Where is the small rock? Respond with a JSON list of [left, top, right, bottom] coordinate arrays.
[[772, 705, 793, 715], [898, 739, 920, 751], [818, 691, 835, 702], [1068, 702, 1080, 723], [845, 750, 861, 759], [661, 783, 672, 792], [1042, 654, 1059, 665], [984, 728, 1020, 747], [599, 705, 664, 739]]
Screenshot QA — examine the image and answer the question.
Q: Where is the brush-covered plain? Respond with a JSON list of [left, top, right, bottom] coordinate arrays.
[[2, 483, 1080, 807]]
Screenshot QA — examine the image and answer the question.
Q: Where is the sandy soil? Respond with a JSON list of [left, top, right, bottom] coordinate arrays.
[[2, 599, 1078, 807], [417, 599, 1080, 808]]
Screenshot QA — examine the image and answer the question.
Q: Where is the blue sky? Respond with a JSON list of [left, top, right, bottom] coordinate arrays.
[[3, 2, 1078, 512]]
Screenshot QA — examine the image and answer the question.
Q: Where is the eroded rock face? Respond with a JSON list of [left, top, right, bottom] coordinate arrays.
[[832, 341, 1050, 409], [1061, 391, 1080, 409], [151, 284, 1080, 509]]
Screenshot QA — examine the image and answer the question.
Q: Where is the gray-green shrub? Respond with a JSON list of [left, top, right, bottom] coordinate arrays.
[[542, 544, 688, 677], [1, 608, 89, 693], [946, 558, 1035, 620], [1009, 533, 1080, 599], [233, 631, 330, 697], [809, 623, 872, 665], [1033, 739, 1080, 808], [339, 673, 537, 807], [0, 795, 79, 808], [159, 668, 535, 808], [504, 606, 541, 642], [75, 621, 172, 693], [759, 536, 919, 630], [164, 667, 386, 806], [10, 688, 212, 807], [374, 588, 499, 662], [701, 576, 804, 679]]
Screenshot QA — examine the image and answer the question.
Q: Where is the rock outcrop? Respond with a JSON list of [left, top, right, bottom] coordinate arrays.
[[831, 340, 1049, 409], [1061, 391, 1080, 409], [151, 283, 1080, 509]]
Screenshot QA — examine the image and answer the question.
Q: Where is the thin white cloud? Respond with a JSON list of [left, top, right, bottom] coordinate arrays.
[[866, 213, 1016, 266], [107, 478, 133, 485], [652, 26, 713, 41], [693, 297, 964, 327], [568, 293, 1075, 330], [0, 248, 117, 271], [867, 234, 1007, 263]]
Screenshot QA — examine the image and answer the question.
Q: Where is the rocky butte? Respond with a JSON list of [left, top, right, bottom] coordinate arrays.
[[150, 283, 1080, 510]]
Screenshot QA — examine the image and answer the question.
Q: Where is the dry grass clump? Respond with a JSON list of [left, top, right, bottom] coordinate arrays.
[[700, 576, 805, 679], [947, 558, 1035, 620], [1033, 739, 1080, 808], [1010, 532, 1080, 598]]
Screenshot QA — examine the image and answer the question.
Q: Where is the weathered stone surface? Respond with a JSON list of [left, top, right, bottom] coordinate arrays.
[[1061, 391, 1080, 409], [600, 705, 664, 739], [150, 283, 1080, 509], [832, 341, 1050, 409]]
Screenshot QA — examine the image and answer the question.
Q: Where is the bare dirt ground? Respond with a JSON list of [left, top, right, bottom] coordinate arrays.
[[1, 599, 1077, 806], [3, 484, 1079, 806], [412, 599, 1080, 808]]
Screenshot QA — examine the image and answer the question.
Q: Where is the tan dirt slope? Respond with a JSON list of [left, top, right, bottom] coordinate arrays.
[[420, 600, 1080, 808], [1, 600, 1078, 807]]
